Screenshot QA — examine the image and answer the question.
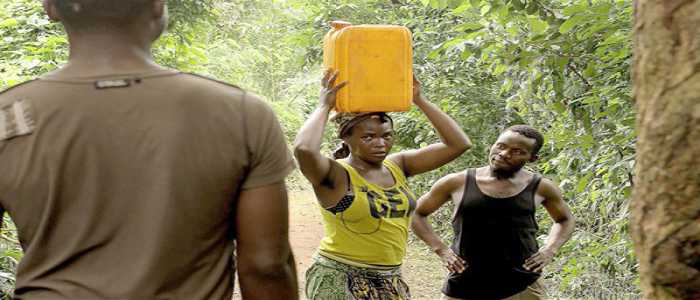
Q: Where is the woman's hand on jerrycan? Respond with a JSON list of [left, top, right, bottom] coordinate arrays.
[[412, 75, 428, 105], [320, 69, 348, 109]]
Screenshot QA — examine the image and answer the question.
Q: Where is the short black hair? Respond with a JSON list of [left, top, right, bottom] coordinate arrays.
[[505, 124, 544, 156], [55, 0, 151, 29]]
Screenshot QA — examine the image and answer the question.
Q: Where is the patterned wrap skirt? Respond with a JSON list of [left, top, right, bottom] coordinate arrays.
[[305, 253, 411, 300]]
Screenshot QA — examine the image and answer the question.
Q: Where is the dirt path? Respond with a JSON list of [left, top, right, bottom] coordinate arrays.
[[233, 190, 324, 299], [287, 190, 326, 293], [234, 190, 443, 299]]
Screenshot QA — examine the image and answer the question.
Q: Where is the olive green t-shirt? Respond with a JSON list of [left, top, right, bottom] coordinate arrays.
[[0, 70, 295, 299]]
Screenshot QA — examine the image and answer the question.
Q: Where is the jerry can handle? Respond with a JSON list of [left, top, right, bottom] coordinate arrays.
[[330, 20, 352, 30]]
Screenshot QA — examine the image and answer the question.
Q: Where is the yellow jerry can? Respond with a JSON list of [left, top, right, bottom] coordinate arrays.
[[323, 21, 413, 112]]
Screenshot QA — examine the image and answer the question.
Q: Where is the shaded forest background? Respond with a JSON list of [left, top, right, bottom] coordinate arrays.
[[0, 0, 635, 298]]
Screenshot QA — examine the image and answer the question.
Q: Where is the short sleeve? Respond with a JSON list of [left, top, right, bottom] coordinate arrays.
[[240, 94, 296, 189]]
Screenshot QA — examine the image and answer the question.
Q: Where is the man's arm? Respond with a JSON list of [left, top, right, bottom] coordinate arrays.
[[524, 178, 576, 273], [235, 182, 298, 300], [411, 172, 467, 273]]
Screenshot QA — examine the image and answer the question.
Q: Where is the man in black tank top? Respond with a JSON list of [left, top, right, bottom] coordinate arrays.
[[411, 125, 575, 299]]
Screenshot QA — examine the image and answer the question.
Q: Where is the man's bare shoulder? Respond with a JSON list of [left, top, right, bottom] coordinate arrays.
[[436, 170, 467, 192], [536, 177, 564, 202], [473, 166, 493, 177]]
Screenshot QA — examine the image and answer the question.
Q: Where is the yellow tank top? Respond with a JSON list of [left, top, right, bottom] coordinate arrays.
[[318, 159, 416, 266]]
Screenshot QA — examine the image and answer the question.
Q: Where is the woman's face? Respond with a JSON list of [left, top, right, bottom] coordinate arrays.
[[345, 117, 394, 164]]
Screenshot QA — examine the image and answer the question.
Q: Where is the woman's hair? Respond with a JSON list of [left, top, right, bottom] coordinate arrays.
[[333, 143, 351, 160], [332, 112, 393, 159]]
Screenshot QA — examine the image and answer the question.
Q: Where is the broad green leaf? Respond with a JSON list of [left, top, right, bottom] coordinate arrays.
[[556, 57, 570, 73], [430, 0, 448, 9], [518, 54, 534, 68], [559, 15, 587, 33], [529, 17, 549, 35], [580, 134, 595, 148], [600, 33, 626, 46], [582, 111, 593, 133], [583, 62, 597, 77], [460, 50, 474, 59], [576, 173, 593, 193], [428, 48, 443, 60], [0, 18, 19, 28], [526, 0, 538, 14], [493, 63, 507, 76], [563, 4, 587, 16], [507, 25, 520, 37], [581, 22, 610, 39], [463, 31, 485, 40], [442, 38, 464, 49], [552, 101, 567, 114], [501, 78, 514, 94], [455, 23, 484, 32], [593, 3, 613, 15], [481, 4, 492, 16], [511, 0, 525, 10], [452, 1, 472, 13]]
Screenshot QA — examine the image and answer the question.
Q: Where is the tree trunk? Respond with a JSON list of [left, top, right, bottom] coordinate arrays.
[[631, 0, 700, 299]]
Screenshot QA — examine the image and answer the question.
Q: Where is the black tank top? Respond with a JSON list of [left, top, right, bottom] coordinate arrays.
[[442, 169, 542, 299]]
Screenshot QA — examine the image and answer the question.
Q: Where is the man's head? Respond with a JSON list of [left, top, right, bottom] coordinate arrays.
[[43, 0, 167, 40], [488, 125, 544, 179]]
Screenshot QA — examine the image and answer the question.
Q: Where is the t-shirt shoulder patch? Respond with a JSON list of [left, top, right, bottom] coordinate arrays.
[[0, 99, 36, 141]]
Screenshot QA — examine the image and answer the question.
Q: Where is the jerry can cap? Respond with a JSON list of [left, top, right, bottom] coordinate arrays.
[[330, 20, 352, 30]]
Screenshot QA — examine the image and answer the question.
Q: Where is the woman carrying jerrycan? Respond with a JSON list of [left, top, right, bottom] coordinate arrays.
[[293, 69, 472, 299]]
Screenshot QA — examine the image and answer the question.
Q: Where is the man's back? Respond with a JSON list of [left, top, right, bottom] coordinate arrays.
[[0, 70, 294, 299]]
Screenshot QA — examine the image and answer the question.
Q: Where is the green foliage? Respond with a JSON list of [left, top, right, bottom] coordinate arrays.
[[0, 0, 68, 87], [0, 216, 19, 297], [201, 0, 318, 139], [437, 1, 637, 297], [1, 0, 637, 298], [0, 0, 219, 84], [300, 0, 637, 298]]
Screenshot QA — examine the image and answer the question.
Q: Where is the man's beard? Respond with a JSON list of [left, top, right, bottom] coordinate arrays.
[[491, 164, 525, 179]]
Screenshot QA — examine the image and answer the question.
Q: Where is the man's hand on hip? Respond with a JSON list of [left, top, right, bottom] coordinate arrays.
[[523, 248, 555, 273]]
